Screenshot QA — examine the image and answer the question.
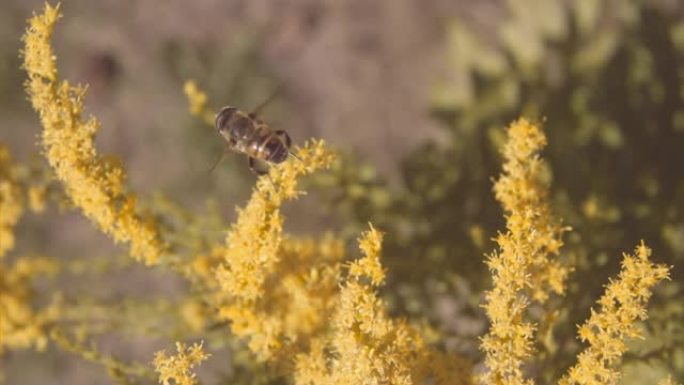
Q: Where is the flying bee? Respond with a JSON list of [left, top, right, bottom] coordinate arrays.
[[213, 104, 295, 176]]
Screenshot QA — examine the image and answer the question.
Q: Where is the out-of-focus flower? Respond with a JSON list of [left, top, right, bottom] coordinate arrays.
[[0, 257, 60, 354], [183, 80, 215, 126], [28, 185, 47, 213], [0, 145, 24, 258], [658, 376, 682, 385]]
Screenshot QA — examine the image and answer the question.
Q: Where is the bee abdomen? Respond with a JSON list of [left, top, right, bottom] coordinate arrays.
[[259, 135, 288, 164]]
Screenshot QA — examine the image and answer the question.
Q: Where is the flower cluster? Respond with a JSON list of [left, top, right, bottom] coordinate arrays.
[[9, 4, 680, 385], [295, 226, 474, 385], [22, 3, 165, 265], [215, 140, 338, 361], [0, 145, 24, 258], [559, 242, 670, 385], [480, 118, 570, 385], [154, 341, 210, 385], [183, 80, 215, 126], [0, 257, 59, 353], [180, 77, 475, 380]]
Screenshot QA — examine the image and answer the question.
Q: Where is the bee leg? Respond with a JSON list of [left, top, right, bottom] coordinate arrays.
[[248, 156, 270, 176], [249, 157, 277, 190]]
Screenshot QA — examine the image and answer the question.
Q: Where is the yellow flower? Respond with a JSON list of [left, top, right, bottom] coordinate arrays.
[[22, 3, 165, 265], [658, 376, 682, 385], [216, 140, 335, 301], [28, 185, 47, 213], [492, 118, 570, 301], [215, 141, 338, 360], [153, 341, 210, 385], [183, 80, 215, 126], [295, 225, 474, 385], [218, 234, 344, 362], [0, 257, 60, 354], [348, 224, 386, 286], [481, 118, 570, 385], [180, 299, 209, 334], [559, 242, 670, 385], [0, 144, 24, 258]]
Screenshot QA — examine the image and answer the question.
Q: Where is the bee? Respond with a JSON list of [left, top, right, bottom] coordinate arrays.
[[213, 104, 294, 176]]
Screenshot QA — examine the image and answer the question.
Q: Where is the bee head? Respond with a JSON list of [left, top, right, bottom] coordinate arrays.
[[215, 106, 237, 134]]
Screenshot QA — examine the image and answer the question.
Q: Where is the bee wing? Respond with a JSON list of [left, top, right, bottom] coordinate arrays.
[[250, 84, 284, 116], [248, 156, 270, 176], [208, 145, 230, 174]]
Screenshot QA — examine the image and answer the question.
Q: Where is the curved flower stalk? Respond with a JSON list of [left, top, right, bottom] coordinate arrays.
[[559, 242, 670, 385], [51, 328, 156, 383], [481, 119, 570, 385], [0, 145, 24, 258], [22, 4, 165, 265]]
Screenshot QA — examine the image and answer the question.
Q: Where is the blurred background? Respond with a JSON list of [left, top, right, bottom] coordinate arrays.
[[1, 0, 683, 384]]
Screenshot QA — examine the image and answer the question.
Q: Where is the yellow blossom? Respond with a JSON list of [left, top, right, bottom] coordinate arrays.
[[481, 118, 570, 385], [218, 233, 344, 362], [22, 3, 165, 265], [0, 145, 24, 258], [558, 242, 670, 385], [658, 376, 683, 385], [295, 225, 474, 385], [153, 341, 210, 385], [180, 299, 209, 334], [28, 185, 47, 213], [216, 140, 335, 301], [214, 140, 338, 360], [0, 257, 60, 353], [348, 224, 386, 286], [183, 80, 215, 126]]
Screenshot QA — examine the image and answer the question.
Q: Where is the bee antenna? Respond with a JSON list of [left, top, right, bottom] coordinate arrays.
[[288, 151, 303, 162]]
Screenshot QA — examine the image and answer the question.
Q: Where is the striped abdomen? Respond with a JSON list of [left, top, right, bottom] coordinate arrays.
[[215, 106, 289, 164]]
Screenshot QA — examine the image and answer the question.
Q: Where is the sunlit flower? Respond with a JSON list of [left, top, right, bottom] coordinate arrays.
[[153, 341, 210, 385], [559, 242, 670, 385], [481, 118, 570, 385], [215, 140, 338, 360], [295, 225, 474, 385], [22, 3, 165, 265]]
